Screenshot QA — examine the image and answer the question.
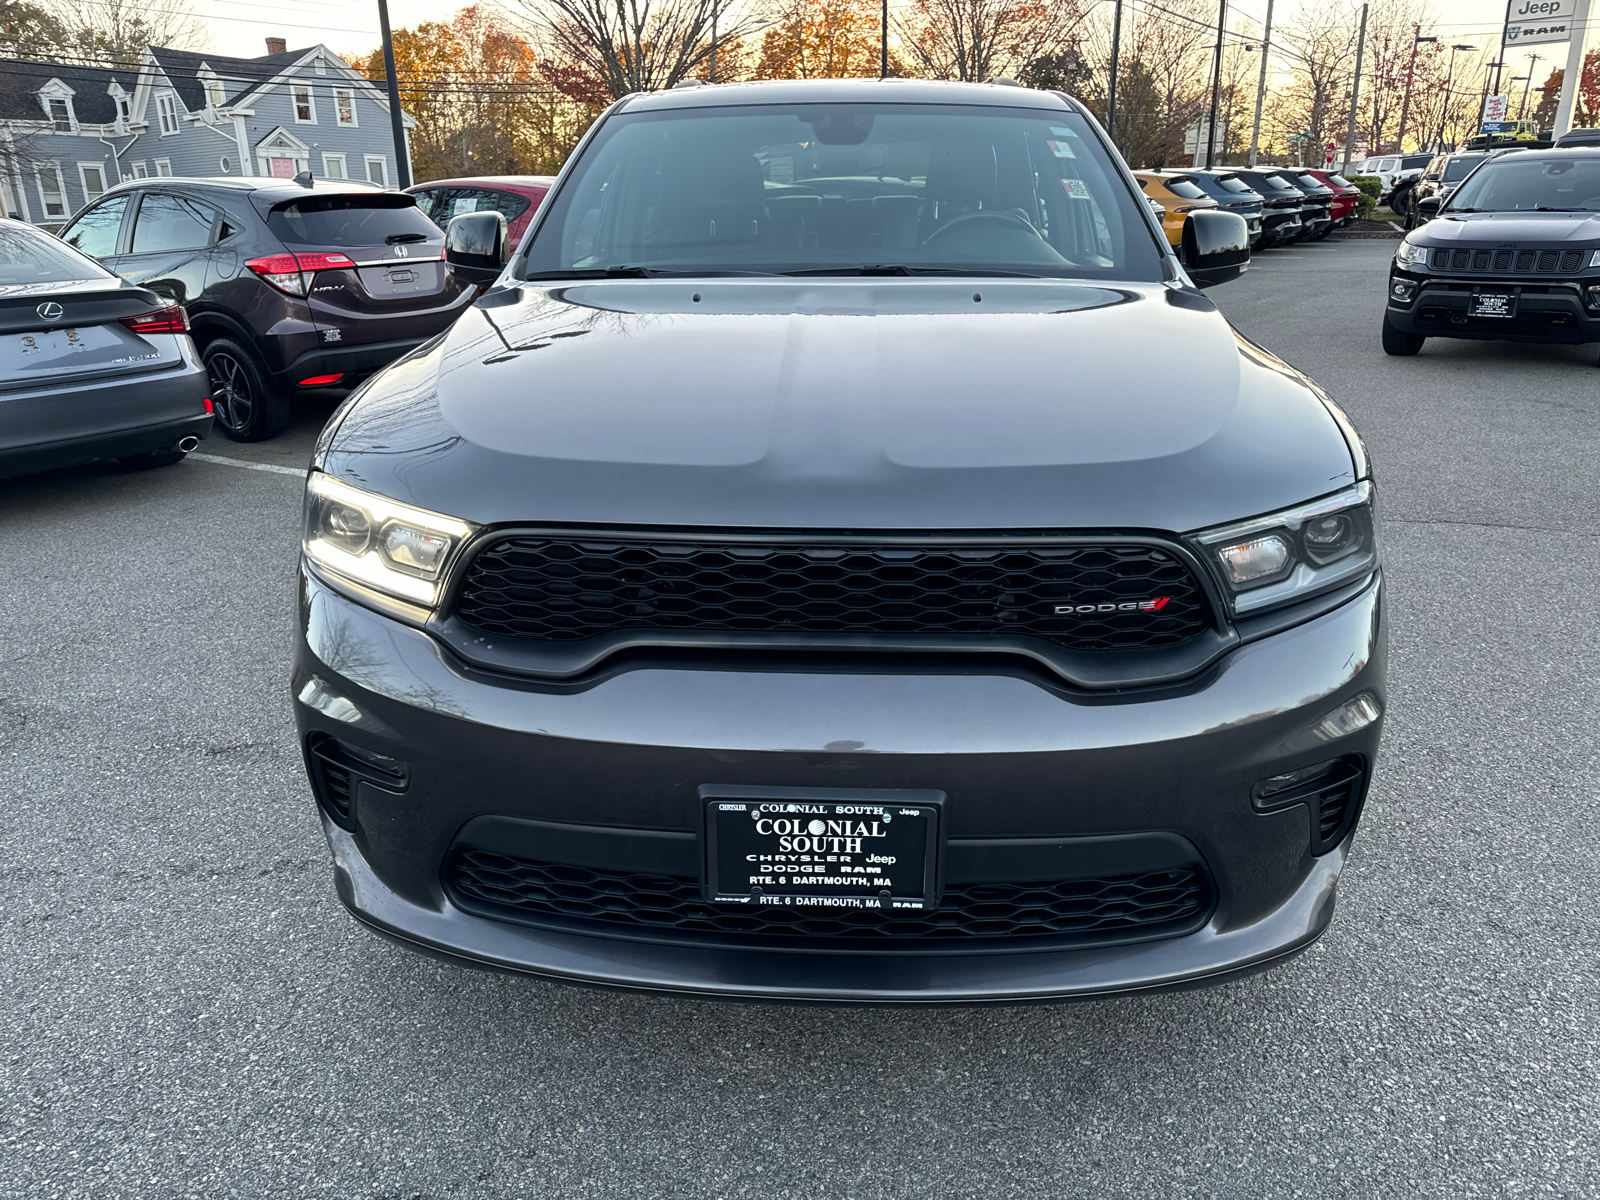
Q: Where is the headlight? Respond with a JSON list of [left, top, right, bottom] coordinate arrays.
[[1188, 482, 1378, 616], [1589, 249, 1600, 267], [302, 473, 477, 611], [1395, 241, 1430, 267]]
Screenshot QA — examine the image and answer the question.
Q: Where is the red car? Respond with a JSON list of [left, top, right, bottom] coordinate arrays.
[[405, 176, 556, 246], [1304, 169, 1361, 226]]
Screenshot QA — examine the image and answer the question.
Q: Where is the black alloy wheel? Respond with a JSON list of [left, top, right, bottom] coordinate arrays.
[[203, 337, 290, 442]]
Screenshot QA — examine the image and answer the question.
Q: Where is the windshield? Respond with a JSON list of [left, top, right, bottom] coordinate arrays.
[[1442, 157, 1480, 183], [520, 103, 1164, 280], [1448, 156, 1600, 212]]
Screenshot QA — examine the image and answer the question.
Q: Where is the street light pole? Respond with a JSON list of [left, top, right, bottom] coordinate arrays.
[[1247, 0, 1274, 167], [880, 0, 887, 78], [1437, 44, 1476, 151], [1400, 32, 1436, 152], [376, 0, 410, 188]]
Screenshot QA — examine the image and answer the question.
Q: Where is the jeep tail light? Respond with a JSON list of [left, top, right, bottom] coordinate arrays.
[[119, 304, 189, 334], [246, 251, 357, 296]]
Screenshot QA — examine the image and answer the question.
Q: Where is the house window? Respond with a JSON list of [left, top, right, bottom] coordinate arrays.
[[154, 158, 172, 177], [335, 88, 356, 127], [0, 177, 20, 219], [364, 155, 387, 187], [37, 164, 67, 219], [47, 97, 72, 131], [117, 97, 130, 122], [78, 163, 106, 200], [206, 79, 225, 107], [293, 85, 315, 123], [321, 152, 347, 179], [132, 162, 148, 179], [156, 93, 178, 135], [220, 156, 232, 173]]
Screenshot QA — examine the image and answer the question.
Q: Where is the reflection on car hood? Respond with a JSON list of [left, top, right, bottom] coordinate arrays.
[[319, 279, 1357, 533], [1421, 211, 1600, 243]]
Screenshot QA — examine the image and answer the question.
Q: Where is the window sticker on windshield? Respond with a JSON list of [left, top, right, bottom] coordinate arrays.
[[1046, 140, 1076, 159], [1062, 178, 1092, 200], [1050, 126, 1079, 138]]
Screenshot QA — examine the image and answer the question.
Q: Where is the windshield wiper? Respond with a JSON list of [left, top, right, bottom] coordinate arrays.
[[524, 266, 780, 279], [781, 265, 1044, 278], [1532, 206, 1585, 212], [386, 232, 429, 244]]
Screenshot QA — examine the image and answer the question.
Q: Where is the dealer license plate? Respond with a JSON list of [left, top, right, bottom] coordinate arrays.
[[1470, 291, 1517, 318], [704, 797, 940, 912]]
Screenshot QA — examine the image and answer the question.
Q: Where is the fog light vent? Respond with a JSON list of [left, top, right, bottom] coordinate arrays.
[[305, 733, 408, 829], [1252, 755, 1367, 855]]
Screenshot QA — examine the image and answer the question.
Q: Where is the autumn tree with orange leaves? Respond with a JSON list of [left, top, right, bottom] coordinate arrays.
[[897, 0, 1085, 83], [751, 0, 906, 79]]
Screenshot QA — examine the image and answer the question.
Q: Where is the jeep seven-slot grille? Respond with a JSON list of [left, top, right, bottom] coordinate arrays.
[[446, 849, 1211, 944], [1430, 247, 1583, 273], [451, 535, 1213, 651]]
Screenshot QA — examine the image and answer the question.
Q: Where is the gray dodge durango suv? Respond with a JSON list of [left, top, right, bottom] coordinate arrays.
[[293, 79, 1383, 1004]]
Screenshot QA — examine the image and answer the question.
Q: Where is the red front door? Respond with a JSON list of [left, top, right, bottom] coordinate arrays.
[[269, 157, 296, 178]]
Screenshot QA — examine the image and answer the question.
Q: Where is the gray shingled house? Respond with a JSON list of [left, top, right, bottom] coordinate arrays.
[[0, 37, 417, 229]]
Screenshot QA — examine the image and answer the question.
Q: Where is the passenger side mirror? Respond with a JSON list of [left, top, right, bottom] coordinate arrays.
[[444, 211, 508, 285], [1181, 209, 1250, 288], [1417, 195, 1442, 219]]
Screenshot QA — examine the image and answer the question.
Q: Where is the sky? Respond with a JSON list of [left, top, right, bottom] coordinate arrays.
[[192, 0, 1534, 65]]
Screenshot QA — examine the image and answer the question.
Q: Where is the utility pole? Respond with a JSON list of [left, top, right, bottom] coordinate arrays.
[[1107, 0, 1124, 142], [1340, 2, 1367, 175], [1494, 0, 1513, 95], [376, 0, 410, 188], [880, 0, 887, 78], [711, 9, 718, 81], [1554, 0, 1593, 137], [1248, 0, 1274, 166], [1437, 43, 1476, 150], [1204, 0, 1227, 169], [1518, 54, 1543, 118]]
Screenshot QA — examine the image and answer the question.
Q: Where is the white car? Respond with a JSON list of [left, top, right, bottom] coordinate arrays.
[[1357, 154, 1434, 203]]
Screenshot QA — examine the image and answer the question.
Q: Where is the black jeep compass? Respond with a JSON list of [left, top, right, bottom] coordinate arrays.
[[1384, 147, 1600, 355], [294, 79, 1382, 1004]]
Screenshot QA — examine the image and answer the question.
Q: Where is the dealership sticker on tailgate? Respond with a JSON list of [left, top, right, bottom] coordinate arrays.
[[705, 800, 939, 910]]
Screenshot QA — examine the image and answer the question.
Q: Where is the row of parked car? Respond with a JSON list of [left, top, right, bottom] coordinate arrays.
[[1134, 166, 1363, 251]]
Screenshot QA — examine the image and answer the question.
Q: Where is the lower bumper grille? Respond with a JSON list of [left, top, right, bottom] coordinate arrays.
[[446, 848, 1211, 947]]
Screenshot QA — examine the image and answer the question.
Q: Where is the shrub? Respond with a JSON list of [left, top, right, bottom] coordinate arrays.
[[1349, 175, 1383, 219]]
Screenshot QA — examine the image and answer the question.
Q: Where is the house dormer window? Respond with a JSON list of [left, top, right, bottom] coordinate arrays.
[[292, 85, 315, 123], [47, 97, 72, 131], [207, 79, 225, 107], [118, 98, 130, 121], [156, 93, 179, 135]]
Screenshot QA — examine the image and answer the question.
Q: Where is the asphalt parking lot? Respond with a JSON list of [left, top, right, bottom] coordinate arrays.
[[3, 238, 1597, 1199]]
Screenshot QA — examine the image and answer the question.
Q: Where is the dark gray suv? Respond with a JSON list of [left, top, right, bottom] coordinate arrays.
[[60, 177, 475, 441], [293, 79, 1381, 1004]]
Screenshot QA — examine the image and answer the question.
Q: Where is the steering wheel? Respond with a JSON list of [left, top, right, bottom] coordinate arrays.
[[922, 209, 1038, 246]]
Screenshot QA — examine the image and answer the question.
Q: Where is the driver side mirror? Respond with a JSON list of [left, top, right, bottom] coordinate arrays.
[[1417, 195, 1442, 219], [444, 211, 508, 285], [1181, 209, 1250, 288]]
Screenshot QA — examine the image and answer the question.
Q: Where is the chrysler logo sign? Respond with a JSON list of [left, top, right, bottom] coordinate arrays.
[[36, 301, 64, 320]]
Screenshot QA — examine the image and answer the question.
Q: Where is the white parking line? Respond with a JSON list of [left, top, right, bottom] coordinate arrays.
[[188, 452, 306, 478]]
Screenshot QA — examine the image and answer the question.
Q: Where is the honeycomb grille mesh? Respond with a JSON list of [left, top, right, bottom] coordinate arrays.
[[452, 535, 1212, 651], [447, 849, 1210, 943]]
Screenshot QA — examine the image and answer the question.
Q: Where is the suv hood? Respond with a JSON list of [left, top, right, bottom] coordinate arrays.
[[1421, 211, 1600, 243], [319, 279, 1358, 533]]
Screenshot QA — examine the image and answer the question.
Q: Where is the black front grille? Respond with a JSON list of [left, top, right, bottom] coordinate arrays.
[[453, 535, 1212, 652], [447, 849, 1210, 945], [1430, 246, 1584, 274]]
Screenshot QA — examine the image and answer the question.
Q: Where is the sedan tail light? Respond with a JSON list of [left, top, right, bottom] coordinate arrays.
[[246, 251, 357, 296], [119, 304, 189, 334]]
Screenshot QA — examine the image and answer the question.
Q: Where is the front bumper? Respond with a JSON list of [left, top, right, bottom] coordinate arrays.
[[294, 572, 1385, 1004], [1388, 271, 1600, 343]]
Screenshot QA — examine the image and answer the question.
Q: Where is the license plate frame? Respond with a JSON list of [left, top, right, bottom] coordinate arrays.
[[700, 785, 944, 913], [1469, 290, 1517, 319]]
